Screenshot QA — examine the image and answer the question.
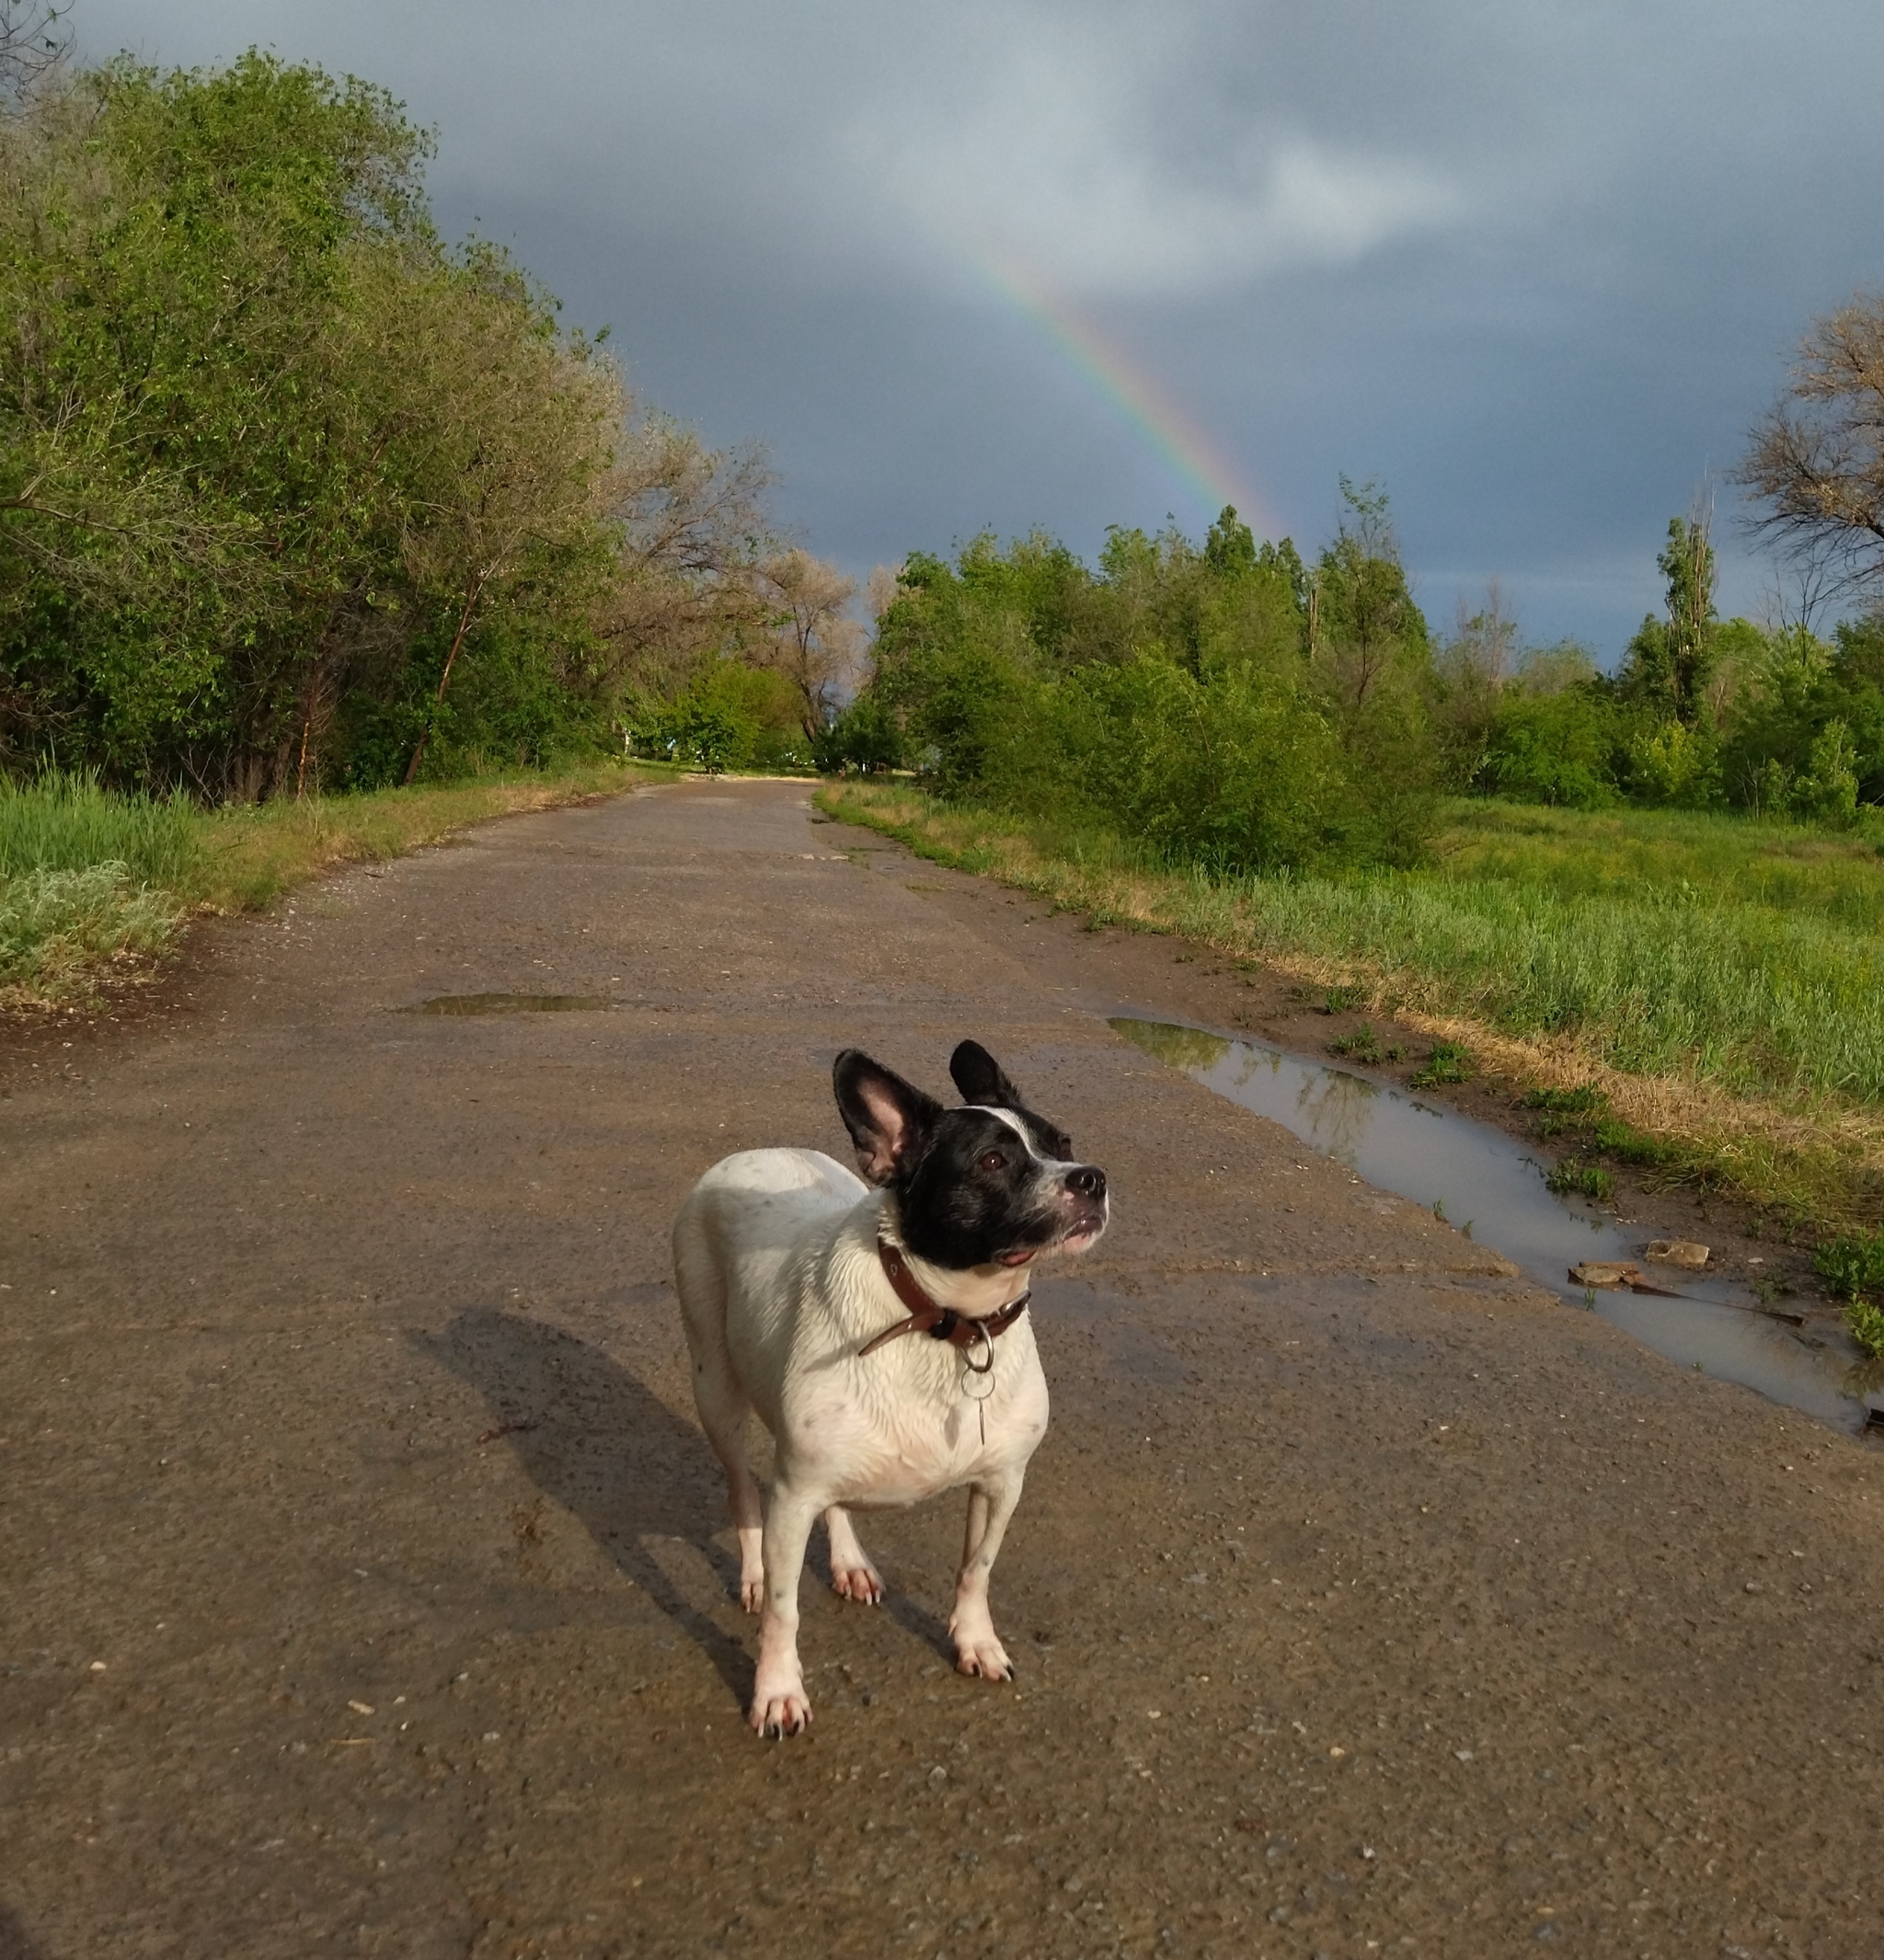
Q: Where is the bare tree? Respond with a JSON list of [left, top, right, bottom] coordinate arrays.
[[864, 563, 903, 621], [1740, 293, 1884, 605], [590, 416, 776, 702], [1443, 578, 1519, 686], [754, 547, 864, 737], [0, 2, 70, 99]]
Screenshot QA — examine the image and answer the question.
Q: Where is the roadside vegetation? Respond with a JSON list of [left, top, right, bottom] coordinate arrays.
[[820, 777, 1884, 1239], [1, 31, 858, 798], [0, 17, 844, 1003], [0, 760, 661, 1006]]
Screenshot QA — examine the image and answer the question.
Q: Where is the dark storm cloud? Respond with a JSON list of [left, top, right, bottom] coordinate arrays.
[[76, 0, 1884, 653]]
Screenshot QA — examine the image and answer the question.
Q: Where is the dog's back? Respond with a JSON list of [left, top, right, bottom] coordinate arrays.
[[672, 1148, 867, 1403]]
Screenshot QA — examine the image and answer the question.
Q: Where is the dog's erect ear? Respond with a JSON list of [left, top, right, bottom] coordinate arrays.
[[833, 1049, 945, 1186], [948, 1038, 1022, 1109]]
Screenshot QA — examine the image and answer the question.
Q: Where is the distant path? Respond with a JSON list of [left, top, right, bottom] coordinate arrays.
[[2, 778, 1878, 1958]]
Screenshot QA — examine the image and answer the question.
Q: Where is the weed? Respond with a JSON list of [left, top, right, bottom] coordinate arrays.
[[1814, 1228, 1884, 1302], [1546, 1161, 1616, 1203], [1327, 1023, 1384, 1063], [1319, 985, 1364, 1014], [0, 771, 198, 886], [1847, 1298, 1884, 1358], [1410, 1040, 1473, 1088], [1384, 1043, 1407, 1061], [1432, 1198, 1447, 1222]]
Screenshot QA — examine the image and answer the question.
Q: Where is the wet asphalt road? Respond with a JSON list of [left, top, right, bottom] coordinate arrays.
[[2, 777, 1881, 1959]]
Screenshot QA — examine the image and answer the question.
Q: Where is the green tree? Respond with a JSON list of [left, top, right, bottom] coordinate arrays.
[[1620, 514, 1718, 725]]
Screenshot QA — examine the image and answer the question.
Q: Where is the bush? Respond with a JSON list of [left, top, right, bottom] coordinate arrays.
[[1477, 687, 1622, 808]]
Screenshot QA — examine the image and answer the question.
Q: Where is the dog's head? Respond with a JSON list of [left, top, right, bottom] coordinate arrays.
[[833, 1040, 1109, 1272]]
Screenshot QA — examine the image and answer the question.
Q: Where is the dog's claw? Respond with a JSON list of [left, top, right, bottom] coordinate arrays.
[[953, 1639, 1015, 1682], [748, 1687, 812, 1737], [739, 1578, 764, 1615], [831, 1563, 884, 1605]]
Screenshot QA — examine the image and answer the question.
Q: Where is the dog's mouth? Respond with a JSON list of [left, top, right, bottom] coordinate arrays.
[[997, 1212, 1106, 1266]]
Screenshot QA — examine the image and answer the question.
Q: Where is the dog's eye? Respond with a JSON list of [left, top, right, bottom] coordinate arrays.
[[978, 1151, 1006, 1173]]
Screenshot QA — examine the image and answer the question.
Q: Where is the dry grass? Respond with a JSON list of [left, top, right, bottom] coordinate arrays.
[[821, 779, 1884, 1231], [183, 762, 666, 913]]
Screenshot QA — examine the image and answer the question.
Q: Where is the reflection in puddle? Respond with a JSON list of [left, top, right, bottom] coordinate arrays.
[[1112, 1014, 1883, 1437], [405, 993, 615, 1015]]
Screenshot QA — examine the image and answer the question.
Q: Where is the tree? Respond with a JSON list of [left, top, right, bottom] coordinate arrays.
[[0, 1, 68, 98], [1740, 294, 1884, 604], [753, 548, 863, 739], [1620, 510, 1718, 724], [589, 418, 775, 705]]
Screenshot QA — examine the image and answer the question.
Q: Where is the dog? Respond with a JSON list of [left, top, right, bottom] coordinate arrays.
[[672, 1039, 1109, 1736]]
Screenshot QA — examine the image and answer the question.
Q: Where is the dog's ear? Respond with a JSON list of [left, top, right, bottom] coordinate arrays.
[[833, 1049, 944, 1186], [948, 1038, 1022, 1108]]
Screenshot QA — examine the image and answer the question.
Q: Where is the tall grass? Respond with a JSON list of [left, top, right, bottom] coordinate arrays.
[[1437, 800, 1884, 931], [0, 772, 199, 884], [0, 774, 198, 995]]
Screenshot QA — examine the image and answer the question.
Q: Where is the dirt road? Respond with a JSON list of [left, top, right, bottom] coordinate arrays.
[[3, 778, 1880, 1959]]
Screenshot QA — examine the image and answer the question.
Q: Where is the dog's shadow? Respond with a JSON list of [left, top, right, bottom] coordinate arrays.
[[419, 1309, 951, 1705]]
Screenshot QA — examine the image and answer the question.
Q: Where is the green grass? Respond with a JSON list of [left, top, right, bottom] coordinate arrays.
[[0, 774, 198, 994], [1438, 799, 1884, 930], [0, 772, 200, 885]]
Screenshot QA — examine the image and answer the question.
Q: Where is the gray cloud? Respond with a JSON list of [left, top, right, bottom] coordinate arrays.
[[75, 0, 1884, 653]]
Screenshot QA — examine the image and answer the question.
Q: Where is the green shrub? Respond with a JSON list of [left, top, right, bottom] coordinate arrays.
[[1478, 687, 1623, 808]]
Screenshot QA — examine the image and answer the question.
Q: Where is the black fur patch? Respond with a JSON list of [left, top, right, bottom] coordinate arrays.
[[833, 1043, 1107, 1271]]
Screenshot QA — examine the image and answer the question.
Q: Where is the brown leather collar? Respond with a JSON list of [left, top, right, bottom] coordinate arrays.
[[857, 1239, 1031, 1357]]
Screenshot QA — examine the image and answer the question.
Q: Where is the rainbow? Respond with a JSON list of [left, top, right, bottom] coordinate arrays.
[[971, 241, 1279, 542]]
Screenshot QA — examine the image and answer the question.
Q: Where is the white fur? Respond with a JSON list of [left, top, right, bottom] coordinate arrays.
[[672, 1146, 1051, 1736]]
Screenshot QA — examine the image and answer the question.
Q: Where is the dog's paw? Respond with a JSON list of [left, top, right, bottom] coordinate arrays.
[[952, 1635, 1014, 1682], [740, 1574, 764, 1614], [831, 1559, 883, 1605], [748, 1683, 813, 1738]]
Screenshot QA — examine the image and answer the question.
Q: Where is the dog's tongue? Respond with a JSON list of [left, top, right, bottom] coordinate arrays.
[[997, 1249, 1035, 1268]]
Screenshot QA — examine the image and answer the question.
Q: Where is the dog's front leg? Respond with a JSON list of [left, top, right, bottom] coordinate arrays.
[[948, 1472, 1025, 1682], [751, 1484, 821, 1736]]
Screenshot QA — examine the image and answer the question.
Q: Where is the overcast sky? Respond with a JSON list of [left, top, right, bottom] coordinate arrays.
[[76, 0, 1884, 656]]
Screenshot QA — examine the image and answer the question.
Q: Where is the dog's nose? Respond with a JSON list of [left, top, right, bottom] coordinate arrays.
[[1065, 1164, 1107, 1201]]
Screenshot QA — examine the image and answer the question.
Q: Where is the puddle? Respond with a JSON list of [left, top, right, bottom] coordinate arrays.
[[404, 993, 615, 1016], [1111, 1014, 1884, 1437]]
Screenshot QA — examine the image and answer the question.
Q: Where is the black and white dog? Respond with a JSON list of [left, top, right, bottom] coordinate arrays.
[[672, 1041, 1109, 1736]]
